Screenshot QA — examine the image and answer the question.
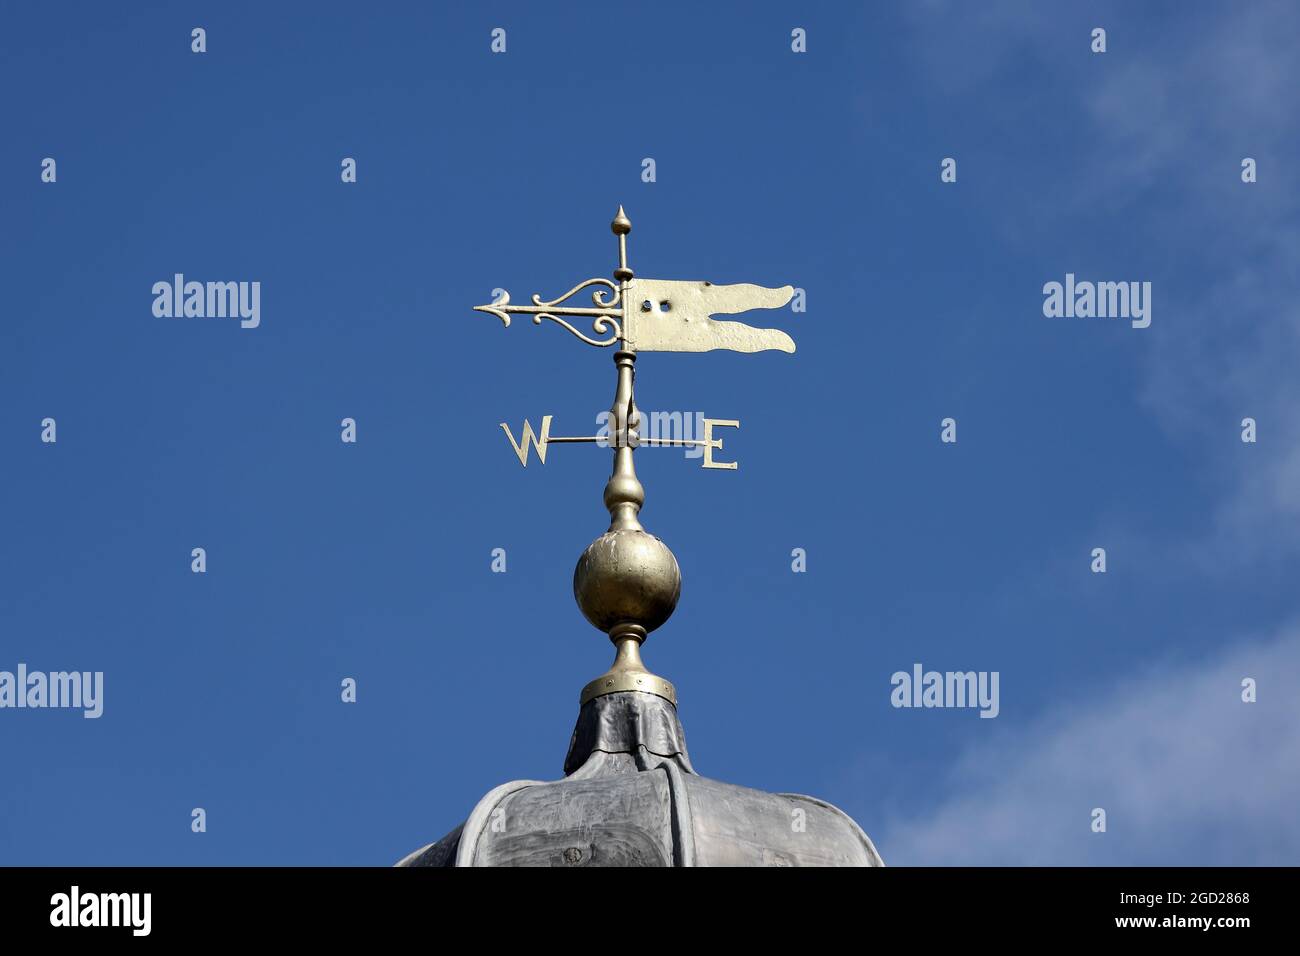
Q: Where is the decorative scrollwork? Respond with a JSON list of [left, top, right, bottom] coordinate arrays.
[[532, 277, 622, 311], [531, 312, 622, 348]]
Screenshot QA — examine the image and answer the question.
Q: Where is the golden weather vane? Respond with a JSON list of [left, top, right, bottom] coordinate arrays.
[[474, 206, 795, 471], [471, 207, 796, 707]]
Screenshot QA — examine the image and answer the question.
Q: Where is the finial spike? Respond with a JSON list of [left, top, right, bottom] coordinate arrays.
[[612, 205, 633, 282], [611, 205, 631, 235]]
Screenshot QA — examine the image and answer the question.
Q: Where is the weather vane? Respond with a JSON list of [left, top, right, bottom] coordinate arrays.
[[472, 206, 796, 707]]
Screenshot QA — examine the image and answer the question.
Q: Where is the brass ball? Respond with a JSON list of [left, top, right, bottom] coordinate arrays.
[[573, 529, 681, 635]]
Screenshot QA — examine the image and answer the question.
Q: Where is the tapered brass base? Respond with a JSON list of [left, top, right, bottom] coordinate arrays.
[[580, 629, 676, 706]]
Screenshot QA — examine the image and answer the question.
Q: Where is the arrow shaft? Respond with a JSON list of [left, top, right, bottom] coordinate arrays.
[[489, 305, 622, 317], [510, 433, 713, 448]]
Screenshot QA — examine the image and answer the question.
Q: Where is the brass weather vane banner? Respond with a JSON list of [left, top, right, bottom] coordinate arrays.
[[473, 206, 796, 470]]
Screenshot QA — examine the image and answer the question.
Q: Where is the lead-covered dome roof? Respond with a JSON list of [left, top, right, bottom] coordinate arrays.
[[398, 690, 883, 868]]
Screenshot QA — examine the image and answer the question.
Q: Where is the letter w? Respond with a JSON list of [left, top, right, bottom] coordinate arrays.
[[500, 416, 552, 466]]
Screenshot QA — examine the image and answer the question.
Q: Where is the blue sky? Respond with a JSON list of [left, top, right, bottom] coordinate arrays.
[[2, 0, 1296, 865]]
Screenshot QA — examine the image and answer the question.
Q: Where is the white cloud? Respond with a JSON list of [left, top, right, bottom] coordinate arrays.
[[903, 5, 1300, 564], [880, 626, 1300, 864], [868, 2, 1300, 865]]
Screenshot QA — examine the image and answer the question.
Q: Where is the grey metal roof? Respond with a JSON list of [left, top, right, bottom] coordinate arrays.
[[398, 690, 883, 868]]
